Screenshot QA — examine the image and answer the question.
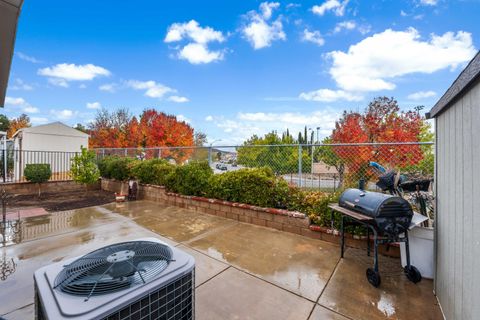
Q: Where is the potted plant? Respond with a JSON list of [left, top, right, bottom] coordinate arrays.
[[400, 190, 435, 279]]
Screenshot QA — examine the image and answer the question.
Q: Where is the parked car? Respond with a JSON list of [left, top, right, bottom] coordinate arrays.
[[219, 164, 228, 171]]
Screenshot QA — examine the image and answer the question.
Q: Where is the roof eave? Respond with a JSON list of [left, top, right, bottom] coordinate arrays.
[[428, 50, 480, 119]]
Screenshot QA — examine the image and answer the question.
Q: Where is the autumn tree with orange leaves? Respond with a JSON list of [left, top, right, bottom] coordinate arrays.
[[7, 114, 31, 138], [327, 97, 429, 185], [89, 109, 194, 163]]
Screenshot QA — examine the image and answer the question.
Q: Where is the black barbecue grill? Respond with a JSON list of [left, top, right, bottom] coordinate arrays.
[[330, 188, 422, 287]]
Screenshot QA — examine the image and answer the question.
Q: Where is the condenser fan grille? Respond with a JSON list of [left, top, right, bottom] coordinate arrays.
[[54, 241, 173, 300]]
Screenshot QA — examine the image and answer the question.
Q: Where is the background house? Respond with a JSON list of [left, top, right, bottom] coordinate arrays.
[[428, 51, 480, 320], [12, 122, 88, 181]]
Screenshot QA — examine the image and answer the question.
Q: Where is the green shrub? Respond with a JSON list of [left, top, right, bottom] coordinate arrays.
[[97, 156, 137, 181], [131, 159, 174, 185], [207, 167, 290, 208], [70, 147, 100, 190], [24, 163, 52, 197], [164, 161, 212, 196], [288, 189, 365, 235]]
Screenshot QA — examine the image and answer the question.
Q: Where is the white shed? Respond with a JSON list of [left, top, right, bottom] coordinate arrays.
[[427, 51, 480, 320], [11, 122, 89, 181], [12, 121, 88, 152]]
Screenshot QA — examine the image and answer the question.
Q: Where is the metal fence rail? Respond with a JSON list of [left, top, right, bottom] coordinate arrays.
[[0, 150, 79, 183], [95, 142, 434, 191]]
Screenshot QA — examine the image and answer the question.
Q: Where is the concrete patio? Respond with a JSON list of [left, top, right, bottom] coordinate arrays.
[[0, 200, 443, 319]]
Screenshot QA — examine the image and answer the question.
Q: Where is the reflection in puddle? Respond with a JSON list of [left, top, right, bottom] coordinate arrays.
[[0, 250, 16, 281], [377, 293, 396, 317]]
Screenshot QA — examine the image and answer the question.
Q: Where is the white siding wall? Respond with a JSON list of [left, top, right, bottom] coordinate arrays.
[[435, 81, 480, 320], [22, 132, 88, 152]]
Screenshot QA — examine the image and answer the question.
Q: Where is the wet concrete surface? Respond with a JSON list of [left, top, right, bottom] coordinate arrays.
[[188, 222, 340, 301], [196, 267, 314, 320], [318, 248, 444, 320], [0, 200, 443, 319]]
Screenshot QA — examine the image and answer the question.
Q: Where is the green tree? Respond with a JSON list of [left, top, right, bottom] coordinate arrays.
[[314, 137, 346, 188], [24, 164, 51, 198], [70, 147, 100, 192], [74, 123, 87, 133], [0, 114, 10, 132]]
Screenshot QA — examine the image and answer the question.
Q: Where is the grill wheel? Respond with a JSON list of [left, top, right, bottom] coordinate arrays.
[[404, 265, 422, 283], [366, 268, 381, 287]]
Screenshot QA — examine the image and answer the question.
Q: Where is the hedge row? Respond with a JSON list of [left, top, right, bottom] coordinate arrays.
[[97, 156, 363, 234]]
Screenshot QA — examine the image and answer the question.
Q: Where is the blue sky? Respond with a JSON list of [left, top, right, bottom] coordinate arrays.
[[4, 0, 479, 144]]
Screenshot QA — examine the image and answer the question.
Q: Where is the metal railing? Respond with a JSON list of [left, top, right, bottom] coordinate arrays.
[[95, 142, 434, 191], [0, 150, 79, 183]]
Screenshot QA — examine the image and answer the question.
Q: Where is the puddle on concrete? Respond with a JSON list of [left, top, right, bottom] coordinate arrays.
[[376, 293, 396, 317], [1, 207, 114, 247]]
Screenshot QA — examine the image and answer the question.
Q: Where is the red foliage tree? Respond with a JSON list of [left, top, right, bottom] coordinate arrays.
[[88, 108, 194, 163], [330, 97, 426, 183]]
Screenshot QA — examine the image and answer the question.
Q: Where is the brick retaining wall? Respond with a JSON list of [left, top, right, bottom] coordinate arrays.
[[1, 180, 100, 195], [101, 178, 399, 257]]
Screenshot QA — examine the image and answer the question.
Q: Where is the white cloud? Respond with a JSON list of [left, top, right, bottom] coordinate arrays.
[[17, 52, 41, 63], [38, 63, 110, 86], [213, 109, 340, 143], [99, 83, 117, 93], [299, 89, 363, 102], [48, 78, 69, 88], [165, 20, 225, 64], [302, 29, 325, 46], [31, 117, 49, 124], [86, 102, 101, 109], [420, 0, 438, 6], [10, 78, 33, 91], [178, 43, 224, 64], [23, 106, 39, 113], [177, 114, 191, 123], [312, 0, 349, 16], [4, 96, 39, 113], [334, 21, 356, 33], [126, 80, 174, 98], [51, 109, 77, 120], [5, 97, 25, 106], [328, 28, 476, 92], [167, 96, 189, 103], [407, 90, 437, 100], [242, 2, 286, 49], [260, 2, 280, 19], [165, 20, 224, 44], [205, 115, 214, 121]]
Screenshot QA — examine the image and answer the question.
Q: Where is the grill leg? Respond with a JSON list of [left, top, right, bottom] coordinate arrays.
[[341, 215, 345, 258], [405, 230, 411, 267], [330, 208, 334, 230], [366, 227, 370, 257], [371, 226, 379, 273]]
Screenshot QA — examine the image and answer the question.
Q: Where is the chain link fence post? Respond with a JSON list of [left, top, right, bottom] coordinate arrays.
[[298, 144, 302, 188], [208, 146, 212, 167]]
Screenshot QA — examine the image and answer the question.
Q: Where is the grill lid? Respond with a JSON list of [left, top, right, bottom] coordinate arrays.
[[54, 241, 173, 301]]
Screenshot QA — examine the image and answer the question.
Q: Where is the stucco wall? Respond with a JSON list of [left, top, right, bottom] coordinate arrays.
[[435, 79, 480, 320]]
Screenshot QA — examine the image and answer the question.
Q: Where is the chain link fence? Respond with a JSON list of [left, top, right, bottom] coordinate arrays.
[[95, 142, 434, 192]]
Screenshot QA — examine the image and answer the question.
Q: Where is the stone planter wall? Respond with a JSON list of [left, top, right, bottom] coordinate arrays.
[[1, 180, 100, 195], [101, 178, 399, 257]]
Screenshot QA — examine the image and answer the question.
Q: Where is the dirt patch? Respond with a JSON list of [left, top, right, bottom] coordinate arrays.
[[7, 189, 116, 212]]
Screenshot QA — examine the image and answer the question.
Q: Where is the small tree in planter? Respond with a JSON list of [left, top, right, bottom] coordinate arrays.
[[70, 147, 100, 193], [24, 164, 52, 198]]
